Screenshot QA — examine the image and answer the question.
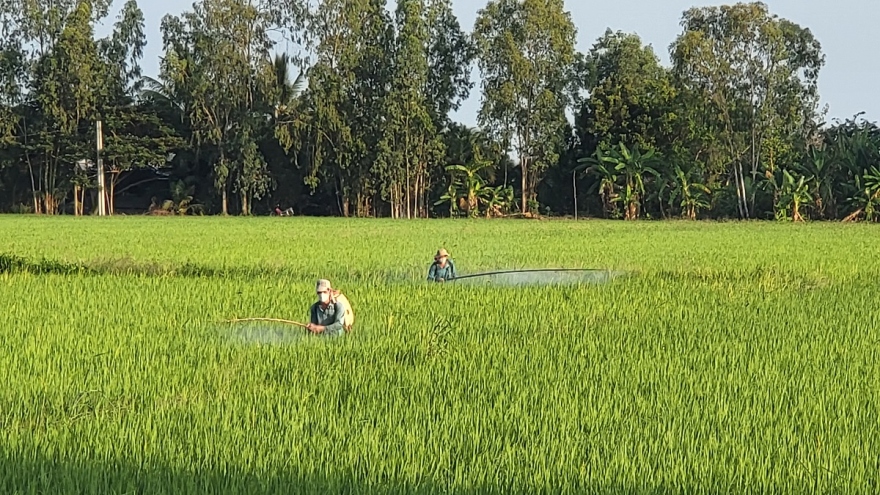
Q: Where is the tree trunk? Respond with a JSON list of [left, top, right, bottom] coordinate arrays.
[[392, 184, 395, 219], [110, 173, 117, 215], [44, 194, 56, 215], [416, 166, 424, 218], [396, 182, 401, 218], [737, 163, 749, 218], [405, 159, 411, 219], [520, 156, 528, 214], [222, 188, 228, 215], [242, 193, 249, 216], [528, 170, 539, 214], [28, 166, 40, 214], [732, 165, 745, 219]]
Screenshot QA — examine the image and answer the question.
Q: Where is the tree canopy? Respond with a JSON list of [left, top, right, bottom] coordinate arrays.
[[1, 0, 877, 221]]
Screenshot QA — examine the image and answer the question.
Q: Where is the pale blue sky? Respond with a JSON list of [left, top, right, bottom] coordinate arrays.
[[98, 0, 879, 126]]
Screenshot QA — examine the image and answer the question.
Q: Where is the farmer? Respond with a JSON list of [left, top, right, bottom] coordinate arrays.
[[307, 279, 347, 336], [427, 248, 457, 282]]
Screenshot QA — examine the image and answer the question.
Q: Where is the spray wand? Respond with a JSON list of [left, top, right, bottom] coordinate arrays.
[[224, 317, 309, 328]]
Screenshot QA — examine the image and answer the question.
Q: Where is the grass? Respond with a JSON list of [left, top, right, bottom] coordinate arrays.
[[0, 216, 878, 494]]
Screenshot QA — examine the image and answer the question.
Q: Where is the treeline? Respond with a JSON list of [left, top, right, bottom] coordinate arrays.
[[1, 0, 878, 220]]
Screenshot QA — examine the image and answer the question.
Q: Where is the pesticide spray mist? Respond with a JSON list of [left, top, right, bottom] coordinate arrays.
[[222, 323, 312, 345], [452, 269, 626, 286]]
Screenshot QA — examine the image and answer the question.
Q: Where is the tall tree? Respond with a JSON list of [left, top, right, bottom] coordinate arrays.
[[1, 0, 112, 213], [304, 0, 393, 217], [29, 0, 106, 214], [424, 0, 474, 125], [378, 0, 474, 218], [578, 29, 675, 155], [670, 1, 824, 219], [379, 0, 436, 218], [96, 0, 181, 215], [161, 0, 277, 215], [473, 0, 579, 214]]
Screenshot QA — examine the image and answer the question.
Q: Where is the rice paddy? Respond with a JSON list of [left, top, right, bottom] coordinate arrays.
[[0, 216, 878, 494]]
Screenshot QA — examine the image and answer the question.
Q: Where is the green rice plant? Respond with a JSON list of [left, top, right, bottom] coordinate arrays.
[[0, 217, 878, 493]]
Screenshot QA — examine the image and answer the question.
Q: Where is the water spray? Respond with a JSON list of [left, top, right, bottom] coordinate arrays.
[[450, 268, 624, 286], [224, 317, 309, 328]]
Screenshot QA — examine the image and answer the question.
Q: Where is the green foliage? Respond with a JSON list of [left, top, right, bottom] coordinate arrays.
[[1, 0, 880, 222], [670, 1, 825, 219], [473, 0, 580, 214], [160, 0, 279, 215], [303, 0, 395, 216], [577, 29, 676, 154]]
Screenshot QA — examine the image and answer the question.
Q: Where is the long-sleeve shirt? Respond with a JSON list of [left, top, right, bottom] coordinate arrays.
[[427, 259, 457, 282], [309, 301, 345, 337]]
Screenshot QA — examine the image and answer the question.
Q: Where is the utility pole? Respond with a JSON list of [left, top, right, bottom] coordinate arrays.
[[96, 120, 106, 216]]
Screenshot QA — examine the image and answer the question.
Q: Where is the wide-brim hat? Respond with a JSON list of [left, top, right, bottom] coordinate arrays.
[[316, 279, 332, 292], [435, 248, 449, 260]]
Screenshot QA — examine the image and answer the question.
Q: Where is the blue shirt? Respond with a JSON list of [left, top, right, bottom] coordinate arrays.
[[427, 259, 456, 282], [309, 301, 345, 337]]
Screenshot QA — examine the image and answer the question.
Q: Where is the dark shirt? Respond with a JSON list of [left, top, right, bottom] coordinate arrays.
[[309, 300, 345, 337], [427, 259, 456, 282]]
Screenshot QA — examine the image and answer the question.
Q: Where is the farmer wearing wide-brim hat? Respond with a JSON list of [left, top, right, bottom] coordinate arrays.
[[427, 248, 457, 282]]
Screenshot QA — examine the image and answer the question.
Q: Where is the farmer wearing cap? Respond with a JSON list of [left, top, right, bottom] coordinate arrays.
[[427, 248, 457, 282], [307, 279, 346, 336]]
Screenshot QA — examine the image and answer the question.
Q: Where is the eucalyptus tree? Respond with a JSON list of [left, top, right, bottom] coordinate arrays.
[[96, 0, 183, 215], [473, 0, 580, 214], [0, 0, 113, 213], [160, 0, 278, 215], [379, 0, 474, 218], [670, 2, 825, 219], [302, 0, 394, 216]]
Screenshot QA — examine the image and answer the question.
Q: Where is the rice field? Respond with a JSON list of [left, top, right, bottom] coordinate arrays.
[[0, 216, 878, 494]]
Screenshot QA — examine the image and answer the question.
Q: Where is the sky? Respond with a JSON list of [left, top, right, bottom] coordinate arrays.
[[97, 0, 879, 127]]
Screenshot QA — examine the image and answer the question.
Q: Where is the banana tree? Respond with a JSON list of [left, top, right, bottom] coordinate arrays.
[[482, 185, 514, 218], [444, 158, 494, 218], [799, 146, 836, 219], [779, 169, 812, 222], [669, 164, 711, 220], [760, 167, 786, 220], [599, 143, 660, 220], [843, 166, 880, 222], [434, 182, 460, 217], [157, 180, 204, 216], [575, 151, 619, 219]]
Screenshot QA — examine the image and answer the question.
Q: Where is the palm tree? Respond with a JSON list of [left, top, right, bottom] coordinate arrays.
[[270, 53, 307, 120]]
